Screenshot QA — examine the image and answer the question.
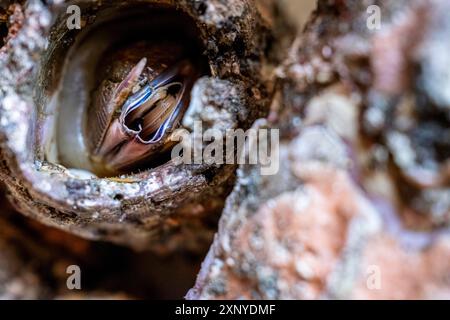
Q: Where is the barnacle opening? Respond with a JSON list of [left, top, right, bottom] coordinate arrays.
[[37, 3, 208, 178]]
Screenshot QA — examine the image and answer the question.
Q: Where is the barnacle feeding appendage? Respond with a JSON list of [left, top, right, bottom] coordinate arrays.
[[90, 58, 198, 176]]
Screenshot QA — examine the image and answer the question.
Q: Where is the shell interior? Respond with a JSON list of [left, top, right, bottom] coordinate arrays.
[[38, 3, 207, 178]]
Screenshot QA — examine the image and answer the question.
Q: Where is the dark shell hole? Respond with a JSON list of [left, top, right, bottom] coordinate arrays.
[[0, 23, 7, 48]]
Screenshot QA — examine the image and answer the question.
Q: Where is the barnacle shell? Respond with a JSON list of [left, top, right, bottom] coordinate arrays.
[[0, 0, 270, 251], [360, 1, 450, 225]]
